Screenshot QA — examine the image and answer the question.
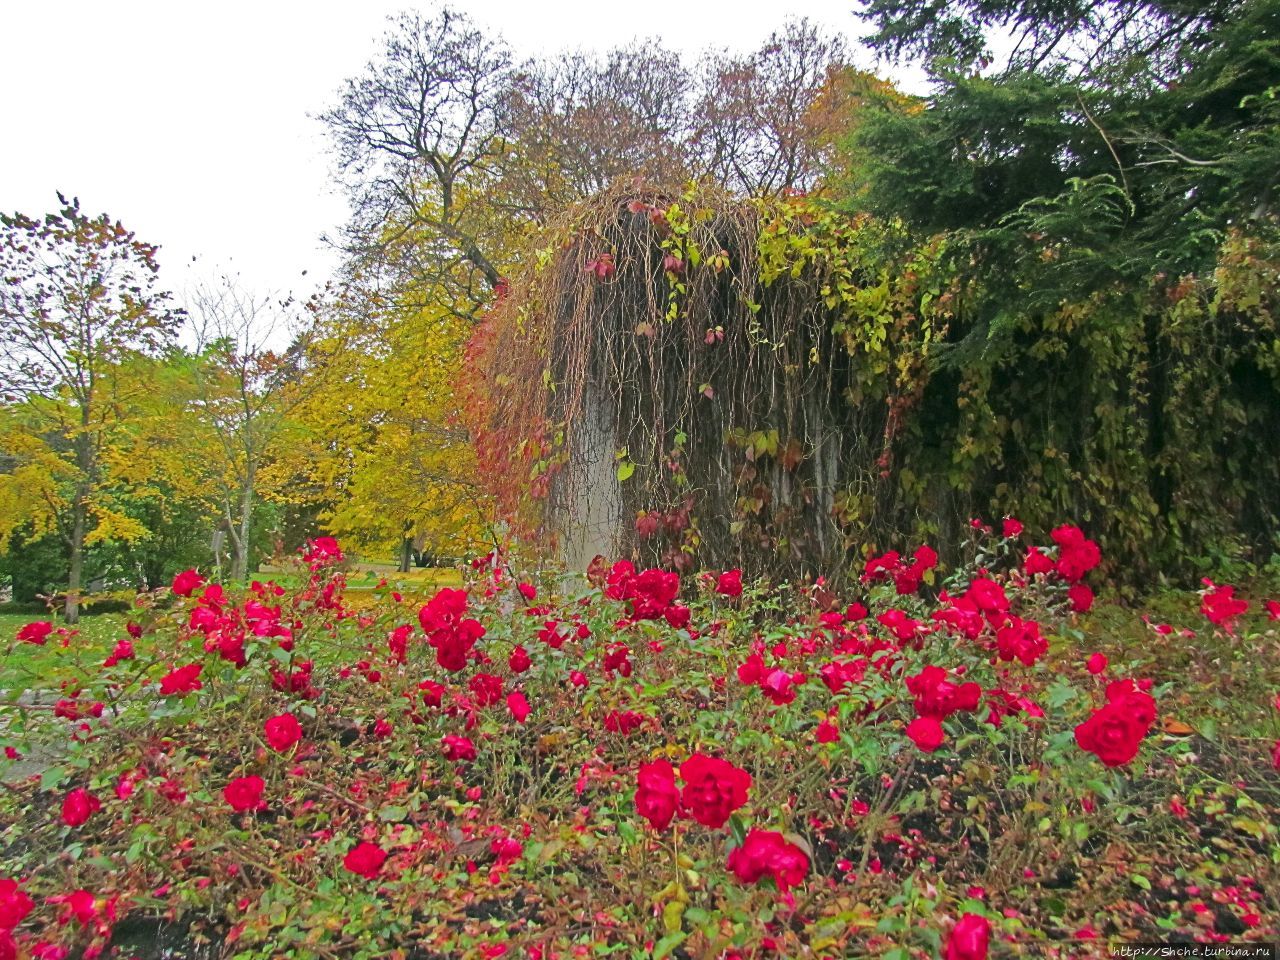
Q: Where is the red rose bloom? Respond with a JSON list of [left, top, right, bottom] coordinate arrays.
[[678, 754, 751, 828], [343, 841, 387, 879], [1002, 517, 1024, 538], [1075, 691, 1155, 767], [159, 663, 203, 696], [16, 621, 53, 646], [508, 645, 531, 673], [1051, 525, 1102, 581], [468, 672, 504, 707], [103, 638, 135, 667], [726, 829, 810, 891], [506, 691, 531, 723], [1201, 582, 1248, 631], [442, 735, 477, 762], [0, 878, 34, 930], [1024, 547, 1055, 576], [634, 759, 679, 830], [61, 788, 100, 827], [171, 569, 205, 597], [224, 776, 266, 812], [964, 578, 1008, 614], [264, 713, 303, 752], [906, 715, 945, 752], [716, 570, 743, 598], [1086, 653, 1108, 675], [664, 604, 692, 629], [1067, 582, 1094, 613], [945, 913, 991, 960]]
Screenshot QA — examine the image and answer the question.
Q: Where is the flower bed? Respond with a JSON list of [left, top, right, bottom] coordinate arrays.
[[2, 529, 1278, 959]]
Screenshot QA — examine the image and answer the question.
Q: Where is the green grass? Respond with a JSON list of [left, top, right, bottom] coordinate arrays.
[[0, 612, 128, 681]]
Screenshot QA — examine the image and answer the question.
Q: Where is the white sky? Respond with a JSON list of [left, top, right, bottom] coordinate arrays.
[[1, 1, 914, 305]]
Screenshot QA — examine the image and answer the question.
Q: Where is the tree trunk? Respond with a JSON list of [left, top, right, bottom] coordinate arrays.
[[64, 488, 87, 624], [232, 465, 255, 582], [398, 520, 414, 573], [65, 418, 94, 624]]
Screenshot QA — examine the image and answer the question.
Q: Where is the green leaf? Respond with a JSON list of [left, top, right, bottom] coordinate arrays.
[[652, 932, 687, 960], [616, 819, 638, 847], [616, 461, 635, 482]]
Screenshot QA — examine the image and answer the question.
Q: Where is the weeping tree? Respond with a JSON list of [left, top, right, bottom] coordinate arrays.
[[465, 183, 883, 580]]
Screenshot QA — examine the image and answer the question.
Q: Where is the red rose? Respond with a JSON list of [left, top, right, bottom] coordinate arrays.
[[264, 713, 303, 752], [1051, 525, 1102, 581], [506, 692, 531, 724], [815, 720, 840, 743], [716, 570, 743, 598], [906, 715, 945, 752], [1201, 583, 1248, 631], [664, 604, 692, 629], [907, 665, 982, 719], [61, 788, 100, 827], [1024, 547, 1055, 576], [103, 638, 135, 667], [1086, 653, 1108, 675], [468, 672, 504, 707], [58, 889, 98, 926], [1068, 583, 1094, 613], [995, 617, 1047, 666], [301, 536, 343, 569], [760, 668, 799, 706], [737, 652, 766, 686], [964, 578, 1008, 614], [726, 828, 809, 891], [1002, 517, 1023, 538], [508, 645, 531, 673], [678, 754, 751, 828], [634, 759, 679, 830], [171, 569, 205, 597], [442, 735, 476, 762], [16, 621, 52, 645], [223, 775, 265, 812], [159, 663, 203, 696], [1074, 700, 1152, 767], [343, 841, 387, 879], [945, 913, 991, 960], [0, 878, 33, 930]]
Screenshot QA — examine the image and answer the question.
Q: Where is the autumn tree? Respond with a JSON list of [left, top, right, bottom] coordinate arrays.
[[691, 19, 849, 193], [321, 7, 512, 318], [0, 195, 181, 621], [287, 279, 488, 570], [499, 41, 692, 215], [184, 279, 320, 581]]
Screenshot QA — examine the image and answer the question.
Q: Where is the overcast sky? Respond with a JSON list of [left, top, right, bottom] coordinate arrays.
[[2, 1, 913, 305]]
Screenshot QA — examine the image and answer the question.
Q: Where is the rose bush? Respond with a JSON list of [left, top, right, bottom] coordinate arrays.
[[0, 527, 1276, 959]]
